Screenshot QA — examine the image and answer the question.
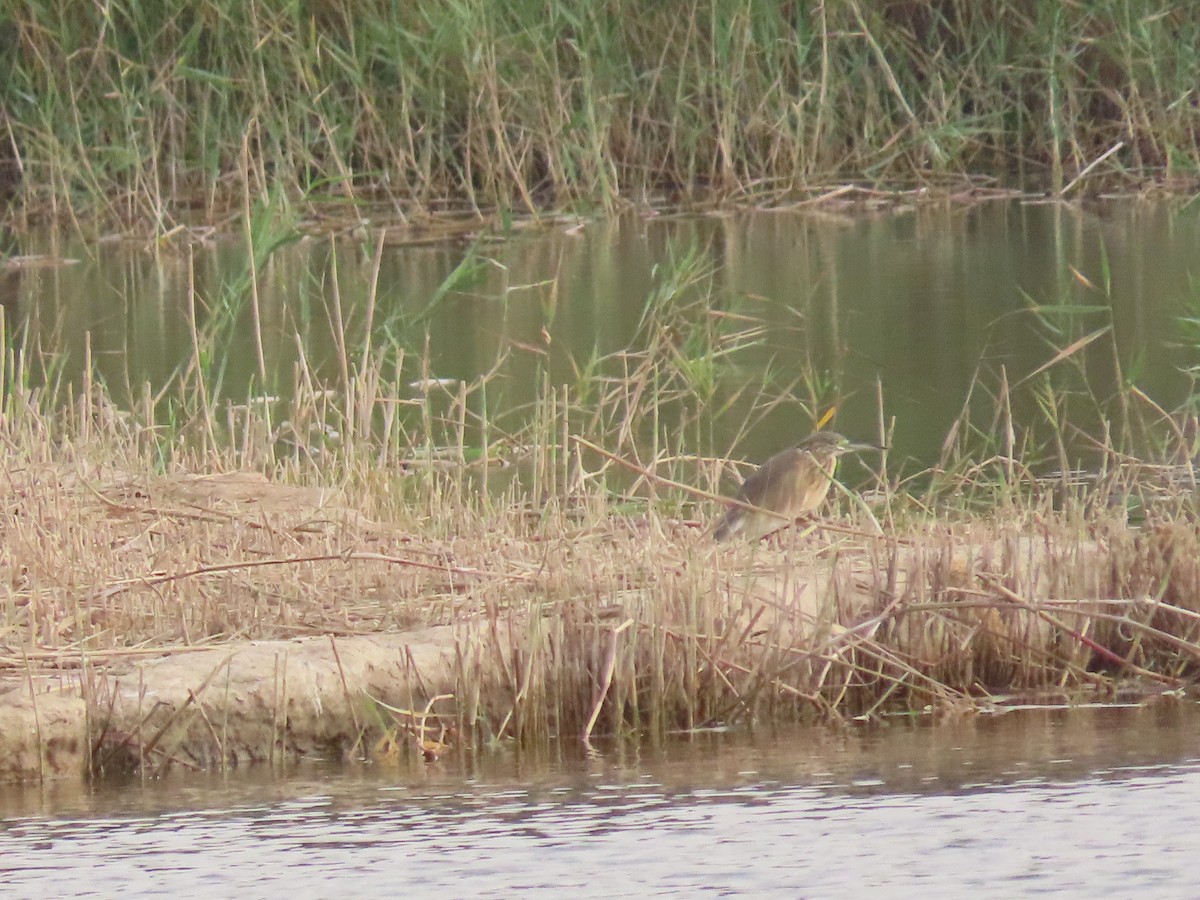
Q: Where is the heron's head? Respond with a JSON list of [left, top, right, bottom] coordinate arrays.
[[797, 431, 882, 459]]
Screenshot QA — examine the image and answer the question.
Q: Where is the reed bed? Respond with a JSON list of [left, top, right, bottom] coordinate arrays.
[[2, 272, 1199, 774], [1, 221, 1199, 780], [4, 0, 1200, 233]]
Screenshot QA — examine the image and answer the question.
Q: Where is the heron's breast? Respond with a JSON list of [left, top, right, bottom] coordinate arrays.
[[793, 454, 837, 511]]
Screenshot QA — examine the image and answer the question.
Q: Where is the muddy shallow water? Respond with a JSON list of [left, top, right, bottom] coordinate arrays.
[[2, 704, 1198, 896]]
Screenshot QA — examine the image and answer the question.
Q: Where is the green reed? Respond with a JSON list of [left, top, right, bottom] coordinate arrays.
[[4, 1, 1200, 232]]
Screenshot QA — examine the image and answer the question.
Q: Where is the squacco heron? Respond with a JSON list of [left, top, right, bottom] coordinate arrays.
[[713, 431, 879, 542]]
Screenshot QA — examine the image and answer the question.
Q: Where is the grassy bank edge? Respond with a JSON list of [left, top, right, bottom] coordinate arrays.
[[3, 0, 1200, 234]]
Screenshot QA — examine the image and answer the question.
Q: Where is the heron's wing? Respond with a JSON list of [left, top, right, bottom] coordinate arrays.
[[736, 448, 799, 507], [712, 506, 742, 541]]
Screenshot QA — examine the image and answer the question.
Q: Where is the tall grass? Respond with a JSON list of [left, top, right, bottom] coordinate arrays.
[[3, 1, 1200, 231], [3, 234, 1200, 766]]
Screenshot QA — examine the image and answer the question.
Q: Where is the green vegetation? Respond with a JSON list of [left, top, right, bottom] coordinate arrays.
[[3, 237, 1200, 776], [3, 0, 1199, 231]]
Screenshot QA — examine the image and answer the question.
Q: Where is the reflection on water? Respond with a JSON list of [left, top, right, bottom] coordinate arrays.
[[2, 705, 1199, 896], [7, 202, 1199, 468]]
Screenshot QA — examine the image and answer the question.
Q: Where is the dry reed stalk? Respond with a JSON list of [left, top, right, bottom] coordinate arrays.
[[984, 578, 1179, 685], [582, 618, 633, 744], [3, 310, 1200, 759]]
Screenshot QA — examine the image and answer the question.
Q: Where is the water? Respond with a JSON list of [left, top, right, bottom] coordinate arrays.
[[5, 201, 1198, 468], [2, 704, 1198, 896], [5, 204, 1200, 892]]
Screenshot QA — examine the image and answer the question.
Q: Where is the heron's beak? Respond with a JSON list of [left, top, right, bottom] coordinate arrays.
[[846, 440, 887, 453]]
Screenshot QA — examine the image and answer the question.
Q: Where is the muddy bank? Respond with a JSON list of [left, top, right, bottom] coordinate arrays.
[[0, 627, 465, 783], [4, 459, 1200, 786], [5, 523, 1195, 785]]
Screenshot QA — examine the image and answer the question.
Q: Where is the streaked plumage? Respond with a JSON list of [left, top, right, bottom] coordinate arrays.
[[713, 431, 878, 542]]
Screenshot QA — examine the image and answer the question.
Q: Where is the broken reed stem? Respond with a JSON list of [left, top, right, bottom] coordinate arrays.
[[1, 644, 228, 670], [985, 578, 1182, 686], [329, 635, 363, 756], [95, 550, 533, 600], [583, 618, 633, 744], [22, 649, 45, 782]]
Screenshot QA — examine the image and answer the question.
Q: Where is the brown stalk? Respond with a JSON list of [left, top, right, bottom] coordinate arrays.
[[984, 578, 1181, 687], [95, 550, 532, 600]]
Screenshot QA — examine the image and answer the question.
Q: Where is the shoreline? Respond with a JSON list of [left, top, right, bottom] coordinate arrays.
[[2, 461, 1195, 784]]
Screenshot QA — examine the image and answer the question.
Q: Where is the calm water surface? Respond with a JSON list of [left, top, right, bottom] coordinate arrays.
[[5, 201, 1199, 467], [2, 705, 1199, 896]]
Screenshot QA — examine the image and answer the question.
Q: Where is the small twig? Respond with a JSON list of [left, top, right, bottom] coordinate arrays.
[[1060, 141, 1124, 196], [96, 550, 532, 600], [141, 652, 237, 768], [181, 689, 224, 770], [984, 578, 1181, 686], [368, 693, 456, 721], [1042, 604, 1200, 661], [0, 644, 223, 669]]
